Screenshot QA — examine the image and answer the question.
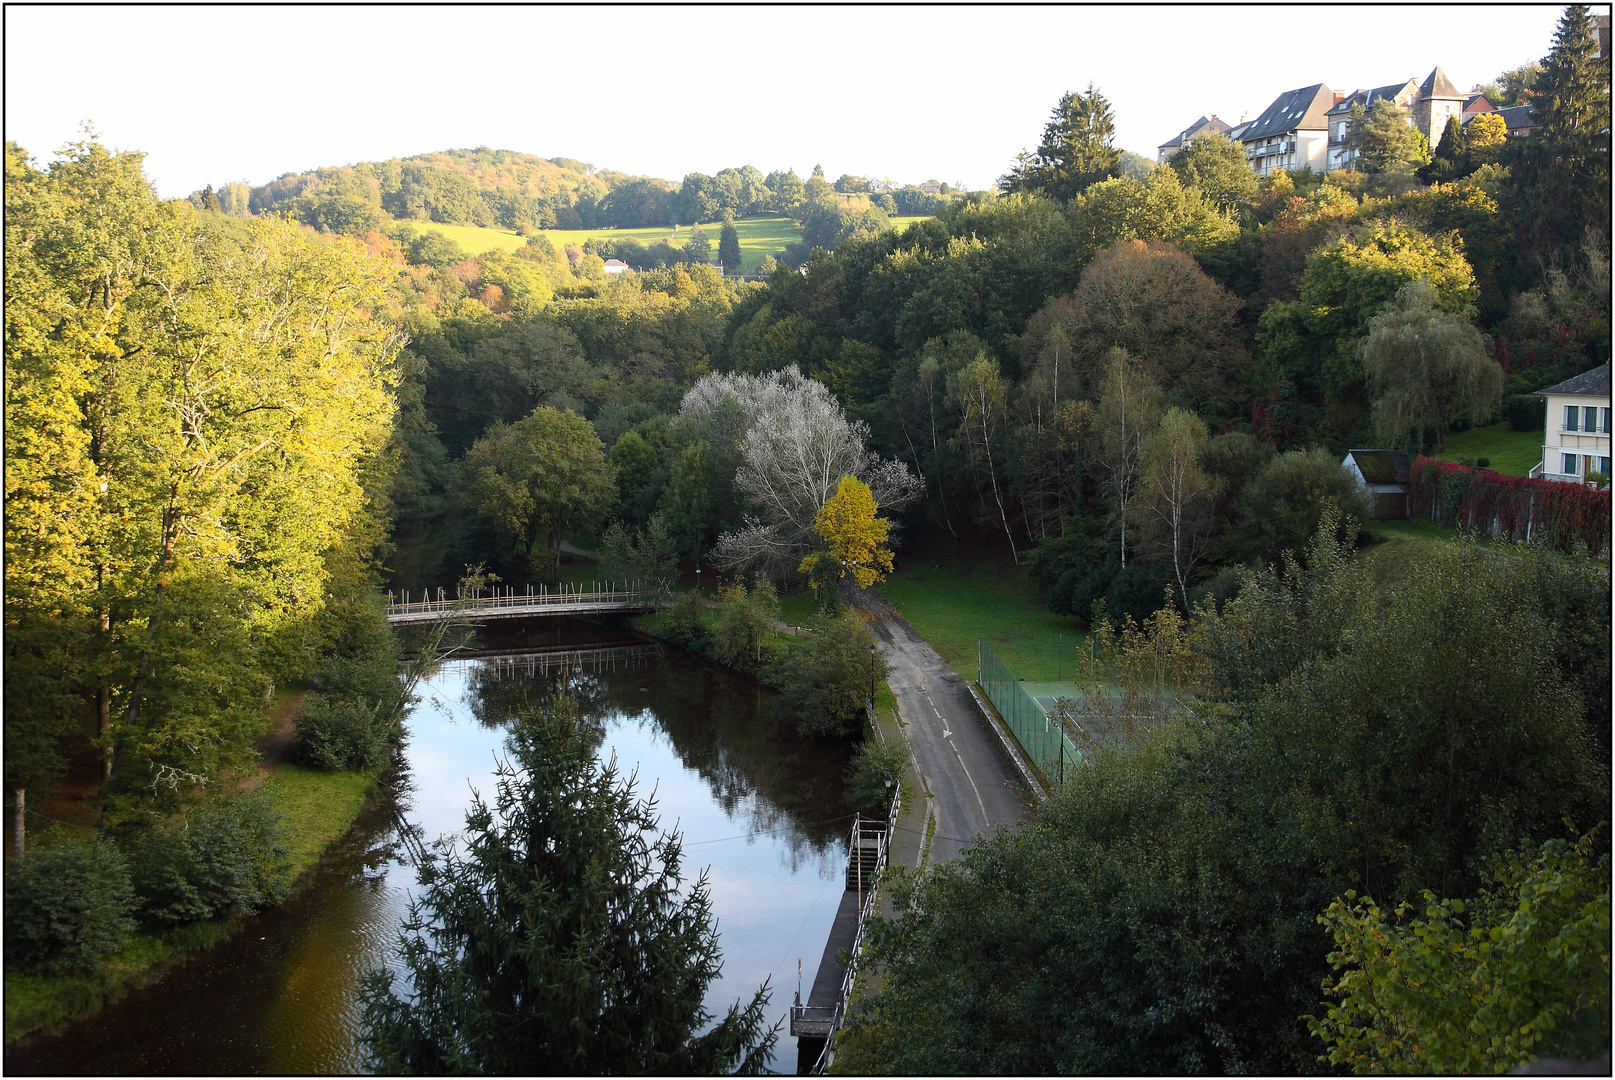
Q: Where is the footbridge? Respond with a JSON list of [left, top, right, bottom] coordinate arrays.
[[385, 582, 665, 625]]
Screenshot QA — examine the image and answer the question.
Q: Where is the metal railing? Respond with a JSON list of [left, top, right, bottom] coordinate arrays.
[[978, 639, 1080, 783], [791, 785, 900, 1075], [384, 580, 666, 623]]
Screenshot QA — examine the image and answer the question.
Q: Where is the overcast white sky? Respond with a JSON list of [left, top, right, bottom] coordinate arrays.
[[4, 5, 1585, 199]]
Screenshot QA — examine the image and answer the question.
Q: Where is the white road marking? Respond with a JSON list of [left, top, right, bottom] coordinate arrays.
[[950, 738, 989, 822]]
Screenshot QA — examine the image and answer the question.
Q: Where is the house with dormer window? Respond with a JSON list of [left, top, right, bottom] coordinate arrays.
[[1238, 84, 1335, 177], [1326, 80, 1419, 171], [1157, 115, 1233, 163]]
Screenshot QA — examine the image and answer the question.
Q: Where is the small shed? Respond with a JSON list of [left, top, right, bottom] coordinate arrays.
[[1342, 449, 1411, 519]]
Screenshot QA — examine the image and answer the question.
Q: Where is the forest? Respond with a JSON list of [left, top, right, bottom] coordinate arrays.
[[4, 5, 1609, 1072]]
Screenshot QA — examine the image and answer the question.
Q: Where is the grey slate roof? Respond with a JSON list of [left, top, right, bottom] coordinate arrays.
[[1419, 66, 1463, 99], [1536, 364, 1611, 399], [1346, 450, 1412, 485], [1241, 84, 1334, 142], [1327, 80, 1417, 117], [1495, 104, 1539, 132], [1159, 115, 1232, 150]]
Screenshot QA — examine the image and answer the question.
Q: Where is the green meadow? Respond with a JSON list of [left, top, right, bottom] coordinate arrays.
[[1432, 421, 1544, 476], [394, 213, 931, 272]]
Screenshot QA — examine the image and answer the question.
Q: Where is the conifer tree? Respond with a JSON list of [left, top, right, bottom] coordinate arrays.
[[718, 215, 742, 274], [360, 698, 778, 1074]]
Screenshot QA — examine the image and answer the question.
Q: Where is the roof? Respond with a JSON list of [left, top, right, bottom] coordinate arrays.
[[1345, 449, 1412, 485], [1535, 363, 1611, 399], [1225, 119, 1253, 141], [1159, 114, 1232, 150], [1419, 66, 1463, 100], [1495, 104, 1539, 131], [1241, 84, 1335, 141], [1463, 93, 1494, 112], [1326, 80, 1418, 117]]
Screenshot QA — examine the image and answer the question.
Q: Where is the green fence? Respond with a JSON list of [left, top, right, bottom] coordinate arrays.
[[978, 639, 1080, 784]]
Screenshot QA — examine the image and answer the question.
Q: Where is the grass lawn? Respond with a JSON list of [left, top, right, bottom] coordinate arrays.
[[389, 220, 529, 256], [1432, 422, 1544, 476], [876, 565, 1087, 682], [392, 214, 932, 272], [258, 766, 378, 879]]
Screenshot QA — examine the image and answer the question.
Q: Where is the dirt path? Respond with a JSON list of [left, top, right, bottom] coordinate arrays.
[[238, 689, 306, 792]]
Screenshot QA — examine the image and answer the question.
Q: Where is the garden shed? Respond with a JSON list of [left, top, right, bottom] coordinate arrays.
[[1342, 449, 1411, 519]]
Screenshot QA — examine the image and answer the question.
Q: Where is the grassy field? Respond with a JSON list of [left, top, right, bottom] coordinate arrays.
[[1433, 422, 1544, 476], [876, 565, 1087, 682], [4, 764, 377, 1045], [391, 214, 931, 271]]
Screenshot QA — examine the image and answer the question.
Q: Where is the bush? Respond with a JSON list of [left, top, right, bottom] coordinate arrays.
[[294, 607, 404, 770], [1504, 393, 1547, 432], [5, 831, 138, 975], [846, 734, 907, 814], [766, 612, 888, 738], [129, 794, 293, 925], [709, 580, 779, 672], [1230, 447, 1370, 564], [659, 591, 710, 650]]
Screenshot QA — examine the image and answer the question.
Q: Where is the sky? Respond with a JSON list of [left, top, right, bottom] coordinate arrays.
[[4, 5, 1581, 200]]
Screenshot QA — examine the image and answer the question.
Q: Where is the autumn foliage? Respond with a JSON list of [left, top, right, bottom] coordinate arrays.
[[1408, 456, 1610, 556]]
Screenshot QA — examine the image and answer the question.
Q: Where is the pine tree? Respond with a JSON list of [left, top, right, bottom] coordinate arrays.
[[1510, 4, 1611, 270], [718, 215, 741, 275], [1419, 114, 1469, 183], [360, 697, 778, 1074], [1001, 83, 1122, 201]]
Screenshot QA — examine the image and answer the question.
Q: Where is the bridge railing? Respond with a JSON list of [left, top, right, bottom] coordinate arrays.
[[793, 785, 900, 1074], [384, 580, 667, 620]]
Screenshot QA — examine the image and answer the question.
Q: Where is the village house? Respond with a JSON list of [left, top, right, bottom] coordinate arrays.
[[602, 258, 632, 275], [1324, 67, 1465, 170], [1532, 364, 1611, 485], [1156, 115, 1232, 163], [1495, 103, 1541, 138], [1238, 83, 1335, 177], [1326, 80, 1418, 171], [1462, 91, 1496, 120]]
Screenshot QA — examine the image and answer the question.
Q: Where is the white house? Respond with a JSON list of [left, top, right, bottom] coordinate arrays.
[[1239, 84, 1335, 177], [602, 258, 632, 276], [1532, 363, 1611, 485]]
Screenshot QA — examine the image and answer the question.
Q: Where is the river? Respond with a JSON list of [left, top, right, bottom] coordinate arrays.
[[7, 617, 856, 1075]]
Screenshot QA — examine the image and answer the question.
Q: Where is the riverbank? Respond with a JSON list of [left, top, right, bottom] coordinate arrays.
[[4, 702, 381, 1046]]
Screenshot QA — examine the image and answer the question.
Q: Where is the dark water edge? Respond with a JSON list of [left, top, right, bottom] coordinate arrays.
[[6, 616, 855, 1075]]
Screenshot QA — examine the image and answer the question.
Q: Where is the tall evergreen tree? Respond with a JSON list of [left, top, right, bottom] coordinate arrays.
[[1002, 83, 1122, 201], [1419, 114, 1470, 183], [718, 215, 742, 274], [1509, 4, 1611, 273], [360, 699, 778, 1074]]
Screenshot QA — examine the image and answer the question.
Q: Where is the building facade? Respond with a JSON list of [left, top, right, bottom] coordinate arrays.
[[1157, 115, 1233, 163], [1239, 84, 1335, 177], [1326, 80, 1419, 171], [1533, 364, 1611, 485]]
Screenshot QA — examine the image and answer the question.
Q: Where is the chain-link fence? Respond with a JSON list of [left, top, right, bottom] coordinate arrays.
[[978, 639, 1079, 784]]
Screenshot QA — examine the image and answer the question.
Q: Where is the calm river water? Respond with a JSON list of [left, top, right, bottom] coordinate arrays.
[[7, 618, 855, 1074]]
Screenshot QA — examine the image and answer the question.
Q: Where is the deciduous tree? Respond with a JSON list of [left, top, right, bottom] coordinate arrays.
[[800, 475, 895, 591], [1092, 349, 1164, 567], [1130, 408, 1220, 608], [1361, 279, 1502, 450]]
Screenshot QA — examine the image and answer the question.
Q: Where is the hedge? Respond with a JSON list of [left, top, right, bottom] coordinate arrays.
[[1408, 456, 1610, 556]]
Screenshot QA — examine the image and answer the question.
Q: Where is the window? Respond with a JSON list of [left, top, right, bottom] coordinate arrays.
[[1585, 406, 1599, 432], [1600, 456, 1612, 476], [1602, 407, 1611, 434], [1563, 453, 1580, 475], [1565, 404, 1579, 431]]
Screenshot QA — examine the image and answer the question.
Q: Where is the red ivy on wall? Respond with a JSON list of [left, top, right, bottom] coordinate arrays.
[[1408, 457, 1611, 557]]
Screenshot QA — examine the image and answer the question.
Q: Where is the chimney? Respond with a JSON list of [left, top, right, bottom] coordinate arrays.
[[1334, 92, 1347, 105]]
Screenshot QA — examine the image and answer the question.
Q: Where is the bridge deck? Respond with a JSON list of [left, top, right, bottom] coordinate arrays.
[[385, 586, 663, 625]]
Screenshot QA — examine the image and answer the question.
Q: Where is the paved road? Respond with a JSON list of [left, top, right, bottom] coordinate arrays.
[[852, 588, 1029, 864]]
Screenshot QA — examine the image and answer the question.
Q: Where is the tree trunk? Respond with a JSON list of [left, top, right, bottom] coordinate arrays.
[[13, 789, 23, 859], [100, 597, 112, 782]]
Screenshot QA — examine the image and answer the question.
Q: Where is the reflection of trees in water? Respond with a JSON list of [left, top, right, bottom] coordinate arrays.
[[447, 641, 856, 873]]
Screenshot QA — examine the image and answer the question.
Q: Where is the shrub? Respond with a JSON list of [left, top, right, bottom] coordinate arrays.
[[766, 612, 887, 738], [659, 591, 710, 650], [846, 734, 907, 814], [295, 609, 404, 770], [129, 794, 293, 925], [1504, 393, 1547, 432], [709, 580, 780, 672], [1230, 446, 1371, 564], [4, 831, 138, 974]]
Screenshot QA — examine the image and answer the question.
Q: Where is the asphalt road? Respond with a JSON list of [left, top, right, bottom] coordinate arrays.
[[856, 591, 1030, 864]]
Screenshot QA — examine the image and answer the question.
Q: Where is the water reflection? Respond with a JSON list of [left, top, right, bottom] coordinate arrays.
[[6, 619, 854, 1075]]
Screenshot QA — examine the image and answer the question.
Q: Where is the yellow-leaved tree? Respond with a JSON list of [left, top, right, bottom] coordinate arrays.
[[799, 476, 894, 598]]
